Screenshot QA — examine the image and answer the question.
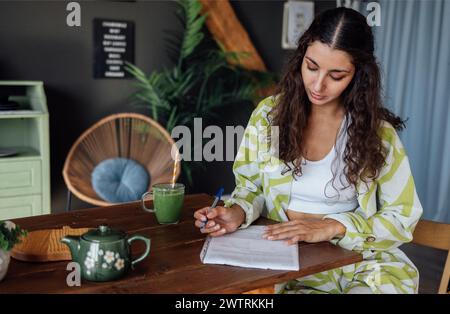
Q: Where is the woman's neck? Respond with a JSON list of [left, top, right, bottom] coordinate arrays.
[[310, 99, 345, 121]]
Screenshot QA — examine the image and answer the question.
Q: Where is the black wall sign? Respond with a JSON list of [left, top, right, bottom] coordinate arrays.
[[93, 19, 135, 79]]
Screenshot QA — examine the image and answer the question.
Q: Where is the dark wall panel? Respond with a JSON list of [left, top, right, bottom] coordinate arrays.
[[0, 0, 333, 212]]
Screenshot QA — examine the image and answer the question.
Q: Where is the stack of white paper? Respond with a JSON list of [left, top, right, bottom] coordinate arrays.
[[200, 225, 299, 271]]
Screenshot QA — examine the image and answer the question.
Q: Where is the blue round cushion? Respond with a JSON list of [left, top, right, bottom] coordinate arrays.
[[92, 158, 150, 203]]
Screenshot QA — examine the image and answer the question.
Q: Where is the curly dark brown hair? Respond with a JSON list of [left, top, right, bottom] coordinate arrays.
[[271, 7, 405, 186]]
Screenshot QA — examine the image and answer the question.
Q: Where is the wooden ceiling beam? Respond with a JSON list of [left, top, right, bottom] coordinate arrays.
[[199, 0, 267, 72]]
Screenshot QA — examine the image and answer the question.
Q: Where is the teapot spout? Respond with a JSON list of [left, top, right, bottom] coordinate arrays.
[[61, 235, 81, 261]]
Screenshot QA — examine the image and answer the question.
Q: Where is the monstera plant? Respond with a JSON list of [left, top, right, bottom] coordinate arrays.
[[125, 0, 277, 187]]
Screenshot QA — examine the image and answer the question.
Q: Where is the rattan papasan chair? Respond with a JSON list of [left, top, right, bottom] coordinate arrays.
[[63, 113, 180, 209]]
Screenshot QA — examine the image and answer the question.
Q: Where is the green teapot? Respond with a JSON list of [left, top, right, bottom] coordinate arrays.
[[61, 225, 151, 282]]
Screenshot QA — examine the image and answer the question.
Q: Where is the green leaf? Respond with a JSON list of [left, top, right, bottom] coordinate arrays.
[[0, 221, 27, 251], [166, 106, 179, 133], [178, 0, 206, 64]]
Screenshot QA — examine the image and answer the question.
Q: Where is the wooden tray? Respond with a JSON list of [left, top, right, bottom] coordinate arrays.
[[11, 226, 91, 262]]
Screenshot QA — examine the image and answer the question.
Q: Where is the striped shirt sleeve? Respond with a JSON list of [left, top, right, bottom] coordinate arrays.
[[223, 99, 269, 228], [324, 124, 423, 251]]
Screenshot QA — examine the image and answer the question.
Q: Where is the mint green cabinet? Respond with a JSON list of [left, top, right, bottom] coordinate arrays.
[[0, 81, 50, 220], [0, 195, 43, 219]]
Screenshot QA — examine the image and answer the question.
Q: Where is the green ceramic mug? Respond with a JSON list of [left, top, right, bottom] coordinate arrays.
[[141, 183, 185, 224]]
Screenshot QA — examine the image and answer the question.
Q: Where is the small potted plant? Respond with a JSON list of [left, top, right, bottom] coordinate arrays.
[[0, 220, 27, 281]]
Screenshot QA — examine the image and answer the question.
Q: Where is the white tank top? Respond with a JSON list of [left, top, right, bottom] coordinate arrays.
[[287, 116, 358, 214]]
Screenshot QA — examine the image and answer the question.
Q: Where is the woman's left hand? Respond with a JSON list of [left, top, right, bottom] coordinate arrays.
[[262, 219, 346, 245]]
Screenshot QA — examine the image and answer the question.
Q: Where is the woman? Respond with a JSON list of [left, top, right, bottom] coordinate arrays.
[[194, 7, 423, 294]]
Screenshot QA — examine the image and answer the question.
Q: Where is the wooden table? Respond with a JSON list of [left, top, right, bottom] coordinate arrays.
[[0, 194, 362, 293]]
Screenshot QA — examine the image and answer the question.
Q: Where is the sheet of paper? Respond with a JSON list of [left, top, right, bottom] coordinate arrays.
[[200, 225, 299, 271]]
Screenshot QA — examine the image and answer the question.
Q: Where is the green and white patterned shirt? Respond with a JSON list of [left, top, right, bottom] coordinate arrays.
[[224, 95, 423, 253]]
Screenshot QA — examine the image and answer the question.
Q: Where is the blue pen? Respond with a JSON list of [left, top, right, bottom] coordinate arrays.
[[201, 187, 224, 229]]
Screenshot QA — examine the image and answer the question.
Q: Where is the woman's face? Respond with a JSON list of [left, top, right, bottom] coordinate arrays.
[[301, 41, 355, 106]]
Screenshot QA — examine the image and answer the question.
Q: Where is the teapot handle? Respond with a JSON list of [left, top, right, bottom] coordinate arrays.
[[128, 235, 151, 268]]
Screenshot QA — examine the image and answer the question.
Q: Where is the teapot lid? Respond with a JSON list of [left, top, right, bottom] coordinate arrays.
[[82, 225, 126, 243]]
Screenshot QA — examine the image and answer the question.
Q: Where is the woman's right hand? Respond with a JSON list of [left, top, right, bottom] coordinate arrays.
[[194, 205, 246, 237]]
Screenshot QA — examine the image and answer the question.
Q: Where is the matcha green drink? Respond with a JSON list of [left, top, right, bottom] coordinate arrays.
[[141, 183, 185, 224]]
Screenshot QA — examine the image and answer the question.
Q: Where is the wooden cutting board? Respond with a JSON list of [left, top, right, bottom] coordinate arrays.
[[11, 226, 91, 262]]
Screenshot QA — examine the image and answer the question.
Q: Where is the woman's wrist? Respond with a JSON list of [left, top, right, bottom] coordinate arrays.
[[230, 204, 246, 226], [324, 218, 346, 239]]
